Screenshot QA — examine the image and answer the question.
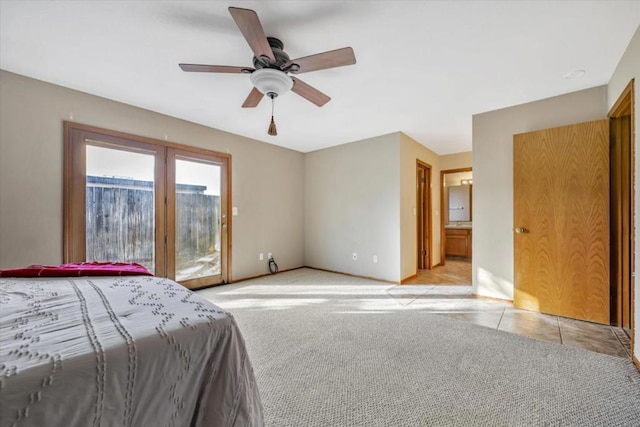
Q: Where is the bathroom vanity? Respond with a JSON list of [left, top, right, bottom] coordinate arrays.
[[445, 225, 472, 258]]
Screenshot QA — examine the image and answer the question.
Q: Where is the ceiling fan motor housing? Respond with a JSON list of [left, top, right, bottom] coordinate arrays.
[[250, 37, 296, 97], [253, 37, 293, 71]]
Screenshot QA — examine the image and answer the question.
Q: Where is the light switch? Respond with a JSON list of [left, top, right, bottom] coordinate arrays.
[[232, 207, 238, 216]]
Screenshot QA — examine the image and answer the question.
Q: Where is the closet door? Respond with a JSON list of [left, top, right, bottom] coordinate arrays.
[[513, 120, 609, 324]]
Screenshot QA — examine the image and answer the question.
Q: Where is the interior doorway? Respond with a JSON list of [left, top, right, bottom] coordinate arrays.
[[609, 79, 635, 333], [416, 161, 432, 269], [404, 166, 474, 286], [440, 168, 473, 267]]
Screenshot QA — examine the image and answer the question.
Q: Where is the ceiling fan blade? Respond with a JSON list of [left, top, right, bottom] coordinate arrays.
[[291, 77, 331, 107], [288, 47, 356, 74], [179, 64, 254, 73], [242, 87, 264, 108], [228, 7, 275, 64]]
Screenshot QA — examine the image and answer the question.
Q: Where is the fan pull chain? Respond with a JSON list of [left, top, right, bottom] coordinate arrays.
[[268, 94, 277, 136]]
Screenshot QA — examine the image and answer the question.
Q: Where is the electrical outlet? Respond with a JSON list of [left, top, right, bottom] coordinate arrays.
[[373, 255, 378, 263], [259, 253, 264, 261], [268, 253, 272, 259], [352, 253, 357, 260]]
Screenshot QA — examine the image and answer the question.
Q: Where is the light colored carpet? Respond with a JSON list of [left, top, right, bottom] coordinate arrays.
[[199, 268, 640, 426]]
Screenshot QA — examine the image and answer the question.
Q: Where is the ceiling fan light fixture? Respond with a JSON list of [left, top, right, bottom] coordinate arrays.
[[250, 68, 293, 97]]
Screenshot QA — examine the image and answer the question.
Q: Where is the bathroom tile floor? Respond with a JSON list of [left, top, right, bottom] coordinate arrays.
[[402, 258, 632, 359]]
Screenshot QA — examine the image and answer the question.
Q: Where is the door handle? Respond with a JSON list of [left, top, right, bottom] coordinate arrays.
[[515, 227, 528, 234]]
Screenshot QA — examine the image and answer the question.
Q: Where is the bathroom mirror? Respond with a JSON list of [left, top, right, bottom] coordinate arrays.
[[448, 185, 471, 222]]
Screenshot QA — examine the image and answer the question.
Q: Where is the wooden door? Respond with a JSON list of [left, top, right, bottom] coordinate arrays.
[[416, 161, 431, 269], [513, 120, 610, 324]]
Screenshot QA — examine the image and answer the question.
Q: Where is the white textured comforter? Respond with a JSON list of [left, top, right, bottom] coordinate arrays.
[[0, 276, 264, 427]]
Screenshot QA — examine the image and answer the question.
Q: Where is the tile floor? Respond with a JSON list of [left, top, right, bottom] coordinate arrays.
[[400, 258, 632, 359]]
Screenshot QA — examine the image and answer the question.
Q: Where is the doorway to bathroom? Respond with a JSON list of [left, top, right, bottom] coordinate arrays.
[[440, 168, 472, 278]]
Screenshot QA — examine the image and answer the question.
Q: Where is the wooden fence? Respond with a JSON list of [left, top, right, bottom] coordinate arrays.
[[85, 177, 219, 272]]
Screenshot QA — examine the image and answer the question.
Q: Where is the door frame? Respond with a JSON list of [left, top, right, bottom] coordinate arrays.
[[608, 79, 635, 346], [416, 160, 432, 270], [167, 148, 230, 289], [440, 167, 472, 266]]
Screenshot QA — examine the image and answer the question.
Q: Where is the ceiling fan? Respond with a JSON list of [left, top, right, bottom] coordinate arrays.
[[179, 7, 356, 135]]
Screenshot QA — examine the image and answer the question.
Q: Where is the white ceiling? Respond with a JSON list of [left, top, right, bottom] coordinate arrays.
[[1, 1, 638, 154]]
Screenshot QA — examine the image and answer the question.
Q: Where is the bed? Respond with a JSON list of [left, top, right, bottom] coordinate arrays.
[[0, 269, 264, 426]]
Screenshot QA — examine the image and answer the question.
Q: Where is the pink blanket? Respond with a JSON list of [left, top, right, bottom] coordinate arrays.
[[0, 261, 152, 277]]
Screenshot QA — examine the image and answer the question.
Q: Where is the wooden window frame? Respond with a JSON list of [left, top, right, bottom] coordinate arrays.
[[63, 121, 232, 285]]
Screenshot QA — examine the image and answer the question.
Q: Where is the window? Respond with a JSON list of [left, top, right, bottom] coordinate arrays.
[[64, 122, 230, 288]]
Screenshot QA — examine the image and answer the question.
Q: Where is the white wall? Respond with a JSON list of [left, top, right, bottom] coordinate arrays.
[[607, 26, 640, 361], [399, 133, 442, 279], [304, 133, 401, 282], [305, 131, 452, 283], [472, 86, 608, 300], [0, 71, 305, 281]]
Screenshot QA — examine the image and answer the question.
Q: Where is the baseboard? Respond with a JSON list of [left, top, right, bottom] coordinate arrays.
[[633, 355, 640, 372], [472, 293, 513, 303], [401, 274, 417, 284], [306, 266, 398, 284], [230, 266, 304, 284], [431, 262, 442, 268], [231, 265, 416, 286]]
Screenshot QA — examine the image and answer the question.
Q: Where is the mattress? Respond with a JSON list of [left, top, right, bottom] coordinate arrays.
[[0, 276, 264, 427]]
